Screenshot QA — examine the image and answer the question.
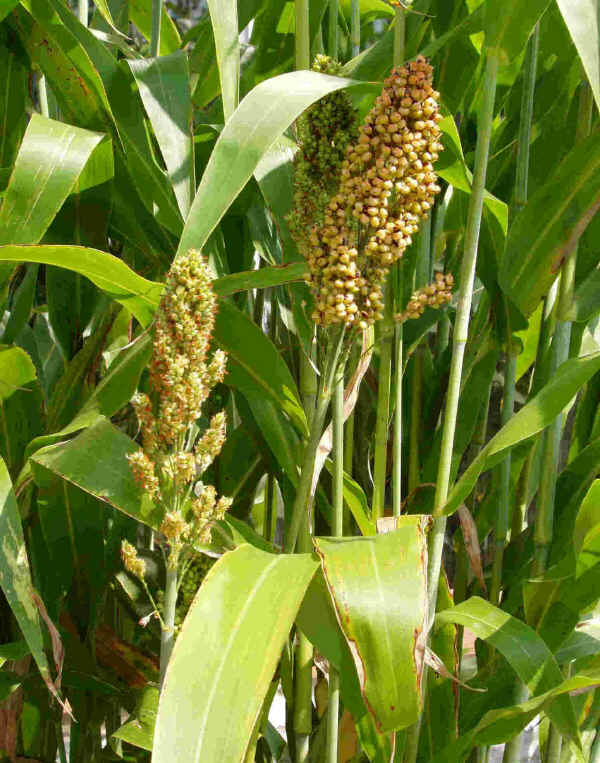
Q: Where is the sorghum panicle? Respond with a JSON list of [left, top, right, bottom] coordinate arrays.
[[304, 56, 443, 327], [121, 540, 146, 580], [397, 271, 454, 321], [125, 250, 232, 558], [288, 55, 359, 258]]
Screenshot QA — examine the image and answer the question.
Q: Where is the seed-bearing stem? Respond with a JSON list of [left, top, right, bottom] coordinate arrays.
[[350, 0, 360, 57], [373, 279, 393, 519], [150, 0, 162, 56], [329, 0, 338, 59], [159, 558, 178, 688], [326, 367, 344, 762], [500, 28, 538, 760], [404, 50, 499, 763]]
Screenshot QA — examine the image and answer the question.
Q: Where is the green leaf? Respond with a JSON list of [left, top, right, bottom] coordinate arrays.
[[437, 597, 579, 744], [444, 352, 600, 515], [484, 0, 550, 63], [212, 262, 308, 296], [0, 671, 22, 702], [153, 545, 318, 762], [214, 300, 307, 435], [0, 115, 106, 246], [499, 131, 600, 316], [0, 457, 55, 694], [30, 418, 162, 529], [433, 667, 600, 762], [557, 0, 600, 113], [0, 25, 28, 168], [555, 621, 600, 664], [207, 0, 239, 121], [0, 245, 162, 328], [177, 71, 378, 256], [128, 51, 195, 219], [14, 0, 113, 131], [0, 0, 19, 21], [567, 266, 600, 323], [25, 332, 152, 460], [0, 639, 30, 667], [112, 686, 158, 752], [0, 347, 36, 403], [314, 517, 431, 733]]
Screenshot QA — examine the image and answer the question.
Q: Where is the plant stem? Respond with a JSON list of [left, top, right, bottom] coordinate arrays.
[[78, 0, 88, 25], [393, 6, 405, 66], [404, 50, 499, 763], [328, 0, 338, 59], [393, 320, 403, 517], [150, 0, 162, 56], [489, 351, 516, 605], [373, 280, 393, 519], [38, 74, 49, 117], [159, 558, 178, 688], [499, 29, 539, 758], [326, 368, 344, 762], [429, 48, 498, 609], [390, 0, 405, 520], [350, 0, 360, 57], [285, 328, 345, 552], [408, 219, 431, 494], [296, 0, 310, 70], [533, 81, 593, 576]]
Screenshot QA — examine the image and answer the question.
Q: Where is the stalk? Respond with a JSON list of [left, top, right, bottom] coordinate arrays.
[[328, 0, 338, 59], [404, 51, 499, 763], [285, 331, 345, 554], [326, 368, 344, 762], [38, 75, 49, 117], [533, 81, 593, 575], [293, 6, 315, 759], [150, 0, 162, 56], [350, 0, 360, 57], [393, 318, 403, 517], [489, 351, 516, 605], [531, 79, 593, 758], [499, 29, 538, 760], [78, 0, 88, 25], [391, 2, 405, 518], [295, 0, 310, 70], [408, 219, 431, 493], [393, 6, 405, 66], [373, 280, 393, 519], [159, 559, 178, 687]]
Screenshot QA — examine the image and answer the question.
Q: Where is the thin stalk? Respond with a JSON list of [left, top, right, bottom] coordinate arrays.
[[326, 369, 344, 762], [285, 329, 345, 552], [404, 50, 499, 763], [294, 626, 313, 762], [373, 280, 393, 519], [296, 0, 310, 70], [265, 475, 277, 542], [159, 559, 178, 688], [78, 0, 88, 25], [500, 29, 538, 759], [408, 219, 431, 494], [591, 729, 600, 762], [328, 0, 338, 59], [489, 351, 517, 605], [393, 321, 403, 517], [38, 75, 50, 117], [393, 6, 405, 66], [390, 0, 405, 520], [350, 0, 360, 57], [533, 81, 593, 575], [150, 0, 162, 56], [532, 81, 593, 757]]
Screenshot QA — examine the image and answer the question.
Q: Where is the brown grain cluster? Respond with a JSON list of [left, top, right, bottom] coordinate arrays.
[[396, 271, 454, 322], [305, 55, 443, 327]]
